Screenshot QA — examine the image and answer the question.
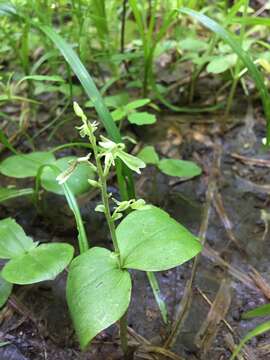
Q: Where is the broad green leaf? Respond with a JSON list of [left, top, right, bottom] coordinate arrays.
[[179, 38, 208, 52], [0, 187, 34, 203], [230, 321, 270, 360], [111, 108, 127, 121], [0, 275, 12, 308], [180, 8, 270, 145], [158, 159, 202, 178], [2, 243, 74, 285], [0, 218, 36, 259], [207, 54, 237, 74], [40, 156, 95, 195], [242, 303, 270, 319], [85, 93, 129, 109], [0, 152, 55, 178], [137, 146, 159, 165], [128, 112, 156, 125], [67, 247, 131, 349], [116, 207, 201, 271], [125, 99, 150, 110]]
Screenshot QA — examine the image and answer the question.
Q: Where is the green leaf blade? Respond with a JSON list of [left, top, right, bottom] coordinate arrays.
[[0, 152, 55, 178], [158, 159, 202, 178], [41, 156, 95, 196], [0, 218, 36, 259], [2, 243, 74, 285], [116, 207, 201, 271], [128, 112, 156, 125], [67, 247, 131, 349], [0, 275, 12, 308], [137, 146, 159, 165]]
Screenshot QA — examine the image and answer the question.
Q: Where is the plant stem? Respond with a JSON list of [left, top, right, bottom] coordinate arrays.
[[89, 133, 119, 255], [225, 0, 249, 116], [119, 313, 128, 355]]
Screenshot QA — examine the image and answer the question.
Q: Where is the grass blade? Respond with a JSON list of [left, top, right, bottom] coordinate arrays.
[[242, 303, 270, 319], [230, 321, 270, 360], [180, 7, 270, 145], [147, 272, 168, 324], [0, 187, 34, 203]]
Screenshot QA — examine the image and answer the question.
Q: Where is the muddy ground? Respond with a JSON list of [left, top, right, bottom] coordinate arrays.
[[1, 100, 270, 360]]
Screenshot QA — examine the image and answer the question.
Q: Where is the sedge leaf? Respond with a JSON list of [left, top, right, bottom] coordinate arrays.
[[242, 303, 270, 319], [230, 321, 270, 360], [67, 247, 131, 349], [0, 187, 34, 203]]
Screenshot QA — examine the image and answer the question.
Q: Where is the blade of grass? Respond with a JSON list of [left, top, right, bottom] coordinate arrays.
[[229, 17, 270, 26], [0, 187, 34, 203], [230, 321, 270, 360], [35, 164, 89, 253], [242, 303, 270, 319], [147, 272, 168, 324], [0, 128, 18, 154], [180, 7, 270, 145]]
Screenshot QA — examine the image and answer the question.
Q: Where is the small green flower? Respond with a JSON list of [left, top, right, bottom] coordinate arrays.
[[98, 136, 145, 175]]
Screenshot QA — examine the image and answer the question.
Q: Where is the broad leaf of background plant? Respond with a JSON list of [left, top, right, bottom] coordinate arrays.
[[0, 152, 55, 178], [2, 243, 74, 284], [0, 275, 12, 308], [0, 218, 37, 259], [137, 146, 159, 165], [128, 112, 156, 125], [0, 187, 34, 203], [116, 207, 201, 271], [158, 159, 202, 178], [180, 8, 270, 145], [41, 156, 95, 195], [67, 247, 131, 349]]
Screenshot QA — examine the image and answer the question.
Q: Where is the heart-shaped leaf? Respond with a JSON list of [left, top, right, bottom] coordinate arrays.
[[67, 247, 132, 349], [2, 243, 74, 284], [40, 156, 95, 195], [0, 275, 12, 308], [0, 152, 55, 178], [158, 159, 201, 178], [0, 218, 37, 259], [116, 207, 201, 271]]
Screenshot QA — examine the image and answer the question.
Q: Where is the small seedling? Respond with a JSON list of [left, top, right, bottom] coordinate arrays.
[[86, 94, 157, 126], [137, 145, 202, 179]]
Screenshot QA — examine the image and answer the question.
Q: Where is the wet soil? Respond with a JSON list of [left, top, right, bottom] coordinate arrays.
[[1, 103, 270, 359]]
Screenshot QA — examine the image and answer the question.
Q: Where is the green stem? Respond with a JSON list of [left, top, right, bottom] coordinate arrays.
[[225, 0, 249, 116], [89, 134, 120, 255], [119, 313, 128, 355]]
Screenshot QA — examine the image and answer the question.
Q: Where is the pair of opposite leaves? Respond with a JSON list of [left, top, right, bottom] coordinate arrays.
[[0, 208, 201, 349]]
